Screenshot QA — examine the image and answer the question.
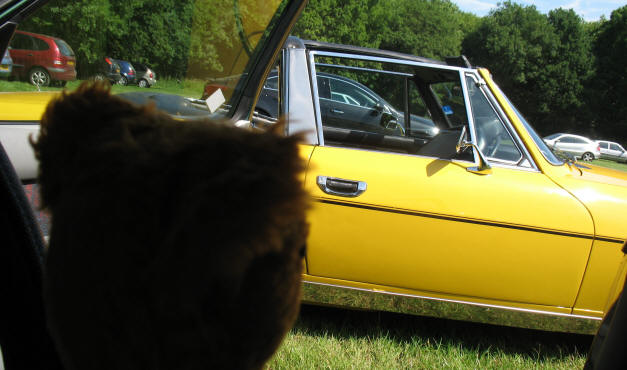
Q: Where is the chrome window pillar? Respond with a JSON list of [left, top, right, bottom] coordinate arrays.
[[285, 47, 319, 145]]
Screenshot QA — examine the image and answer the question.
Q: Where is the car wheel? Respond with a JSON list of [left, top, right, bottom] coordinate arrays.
[[119, 76, 128, 86], [582, 152, 594, 161], [29, 67, 50, 87], [138, 79, 148, 88]]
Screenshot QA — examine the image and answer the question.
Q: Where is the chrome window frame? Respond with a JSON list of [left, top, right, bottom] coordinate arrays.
[[464, 73, 537, 171], [307, 50, 479, 158]]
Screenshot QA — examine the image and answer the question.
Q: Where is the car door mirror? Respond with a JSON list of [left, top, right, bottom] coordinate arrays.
[[380, 113, 403, 134], [455, 126, 492, 175]]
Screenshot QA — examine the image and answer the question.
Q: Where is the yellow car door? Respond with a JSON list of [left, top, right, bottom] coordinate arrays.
[[302, 55, 595, 309]]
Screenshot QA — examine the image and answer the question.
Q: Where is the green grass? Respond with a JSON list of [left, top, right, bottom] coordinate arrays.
[[588, 159, 627, 172], [268, 305, 590, 369], [0, 78, 206, 98]]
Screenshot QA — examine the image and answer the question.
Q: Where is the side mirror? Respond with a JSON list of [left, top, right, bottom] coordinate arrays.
[[456, 126, 492, 175], [380, 113, 404, 135]]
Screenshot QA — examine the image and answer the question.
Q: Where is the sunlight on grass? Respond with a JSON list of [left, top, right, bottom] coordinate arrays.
[[267, 306, 589, 369]]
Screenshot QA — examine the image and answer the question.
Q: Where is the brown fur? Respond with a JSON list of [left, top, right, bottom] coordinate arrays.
[[31, 82, 309, 370]]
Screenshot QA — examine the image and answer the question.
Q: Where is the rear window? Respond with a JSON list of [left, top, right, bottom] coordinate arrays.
[[54, 38, 74, 57]]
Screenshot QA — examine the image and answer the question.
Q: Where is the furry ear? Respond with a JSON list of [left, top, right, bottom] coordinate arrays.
[[30, 82, 157, 209]]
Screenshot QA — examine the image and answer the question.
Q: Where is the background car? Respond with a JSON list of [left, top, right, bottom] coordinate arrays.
[[0, 48, 12, 78], [92, 57, 122, 84], [596, 140, 627, 163], [132, 62, 156, 88], [543, 133, 601, 161], [8, 30, 76, 86], [254, 71, 440, 138], [112, 59, 136, 86]]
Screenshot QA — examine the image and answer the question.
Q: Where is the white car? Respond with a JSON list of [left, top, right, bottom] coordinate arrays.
[[543, 133, 601, 161], [596, 140, 627, 163]]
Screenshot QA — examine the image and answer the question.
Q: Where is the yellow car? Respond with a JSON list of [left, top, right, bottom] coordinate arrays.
[[1, 16, 625, 336]]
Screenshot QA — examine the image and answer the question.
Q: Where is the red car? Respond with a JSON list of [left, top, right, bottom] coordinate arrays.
[[9, 30, 76, 87]]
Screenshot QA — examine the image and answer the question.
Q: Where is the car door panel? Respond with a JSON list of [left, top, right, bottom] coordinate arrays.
[[304, 145, 594, 307]]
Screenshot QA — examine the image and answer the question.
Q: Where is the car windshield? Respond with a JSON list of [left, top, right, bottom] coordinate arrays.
[[490, 82, 564, 165], [1, 0, 293, 120]]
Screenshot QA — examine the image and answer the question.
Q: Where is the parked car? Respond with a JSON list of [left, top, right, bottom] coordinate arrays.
[[92, 57, 122, 85], [543, 133, 601, 161], [3, 34, 627, 337], [596, 140, 627, 163], [132, 62, 156, 88], [112, 58, 136, 86], [0, 48, 12, 78], [254, 71, 439, 138], [8, 30, 76, 86]]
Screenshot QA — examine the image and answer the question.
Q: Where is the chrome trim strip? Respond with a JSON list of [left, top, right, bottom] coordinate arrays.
[[460, 70, 480, 165], [313, 50, 475, 73], [302, 280, 601, 334], [308, 51, 325, 146]]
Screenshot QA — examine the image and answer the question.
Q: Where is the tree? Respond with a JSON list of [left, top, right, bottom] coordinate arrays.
[[588, 6, 627, 142], [462, 2, 594, 135]]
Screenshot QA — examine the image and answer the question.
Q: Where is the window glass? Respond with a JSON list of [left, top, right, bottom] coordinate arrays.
[[466, 76, 522, 163], [10, 33, 33, 49], [545, 133, 561, 140], [610, 143, 622, 151], [600, 142, 609, 149], [4, 0, 291, 120], [33, 37, 49, 51], [314, 54, 472, 159], [431, 81, 467, 128], [54, 39, 74, 57]]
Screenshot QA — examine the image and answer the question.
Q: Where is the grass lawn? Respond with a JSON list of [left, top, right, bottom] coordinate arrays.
[[268, 305, 591, 369], [588, 159, 627, 172], [0, 78, 206, 98]]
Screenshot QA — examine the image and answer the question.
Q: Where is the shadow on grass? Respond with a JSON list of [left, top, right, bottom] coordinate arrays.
[[295, 304, 592, 362]]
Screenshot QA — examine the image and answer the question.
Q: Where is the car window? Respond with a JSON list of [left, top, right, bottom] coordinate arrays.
[[600, 142, 609, 149], [4, 0, 294, 120], [545, 133, 561, 140], [32, 36, 49, 51], [10, 33, 33, 49], [466, 75, 522, 164], [560, 136, 585, 144], [312, 54, 474, 159], [54, 39, 74, 57], [610, 143, 622, 151]]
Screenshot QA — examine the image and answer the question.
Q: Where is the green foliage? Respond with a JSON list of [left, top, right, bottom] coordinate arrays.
[[462, 2, 595, 136], [589, 6, 627, 141]]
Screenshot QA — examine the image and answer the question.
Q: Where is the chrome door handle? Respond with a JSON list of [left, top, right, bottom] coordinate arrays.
[[330, 108, 344, 114], [317, 176, 367, 197]]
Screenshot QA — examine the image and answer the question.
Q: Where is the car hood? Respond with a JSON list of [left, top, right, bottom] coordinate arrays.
[[0, 91, 60, 121], [552, 163, 627, 240]]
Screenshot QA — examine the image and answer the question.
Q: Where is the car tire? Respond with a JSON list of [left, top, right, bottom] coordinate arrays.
[[119, 76, 128, 86], [138, 78, 148, 88], [582, 152, 594, 161], [29, 67, 50, 87]]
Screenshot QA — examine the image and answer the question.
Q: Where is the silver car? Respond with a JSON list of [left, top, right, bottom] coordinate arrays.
[[543, 133, 601, 161], [596, 140, 627, 163], [133, 62, 156, 88]]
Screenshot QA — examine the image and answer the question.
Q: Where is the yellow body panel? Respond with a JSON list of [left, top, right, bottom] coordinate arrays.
[[305, 146, 594, 307], [573, 240, 625, 317], [0, 91, 59, 121]]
